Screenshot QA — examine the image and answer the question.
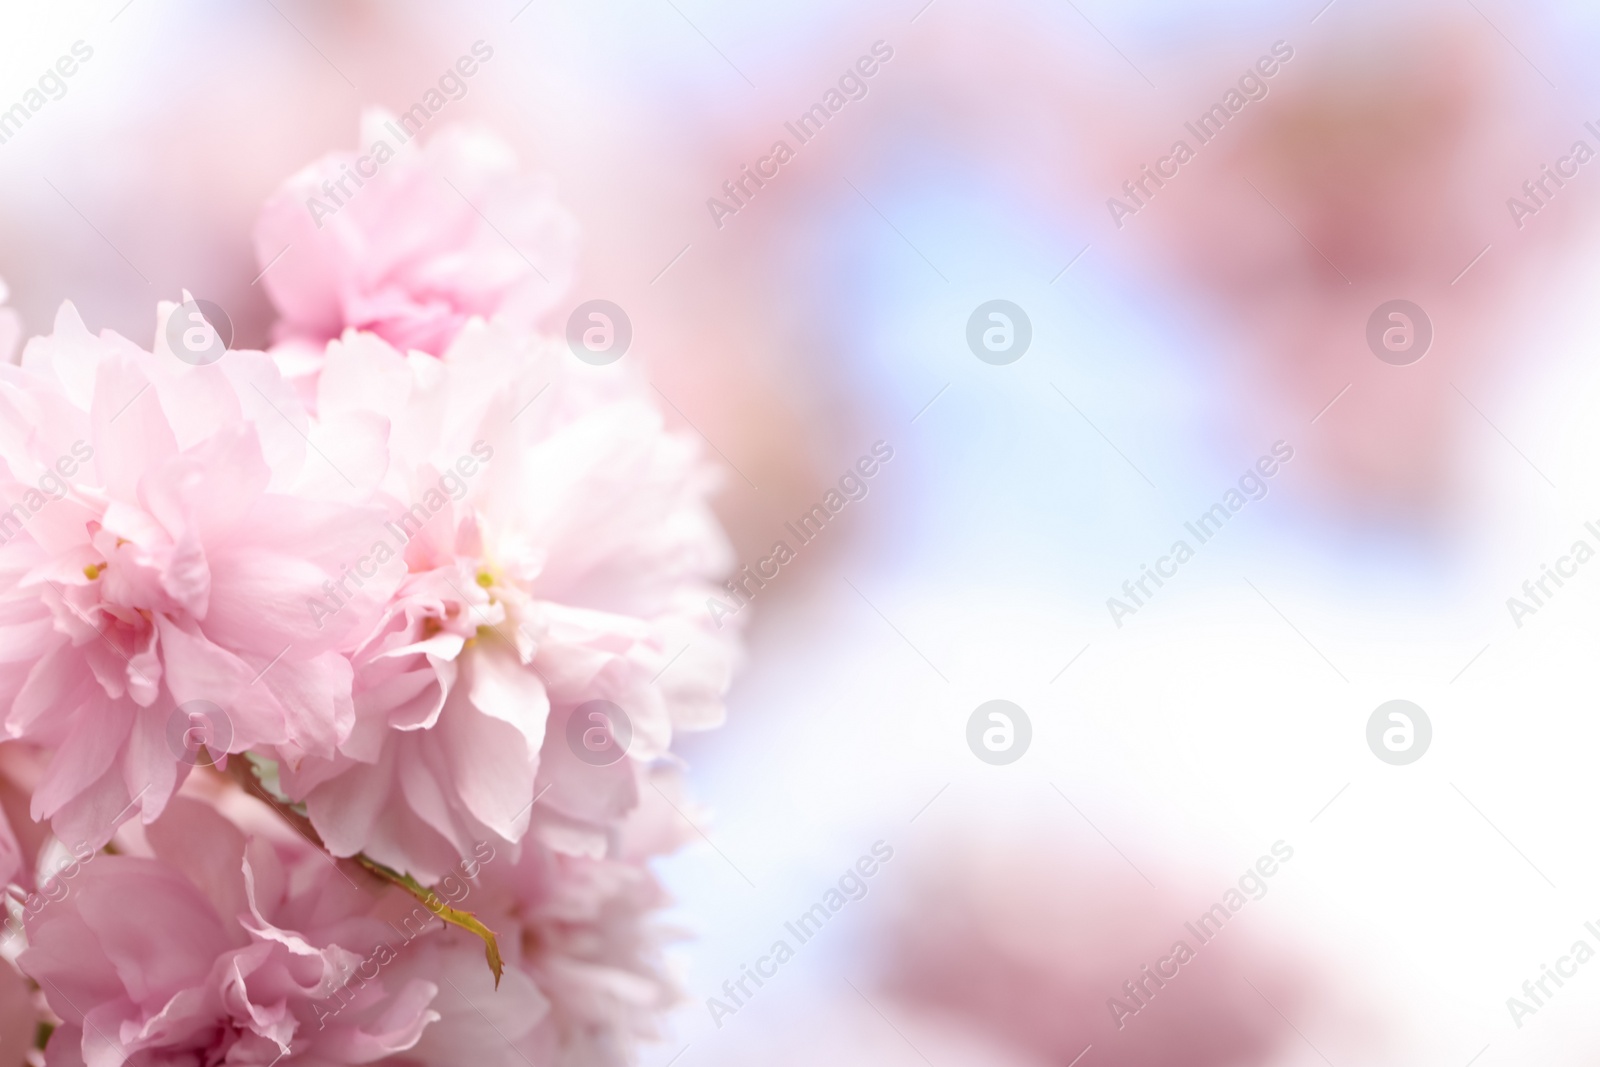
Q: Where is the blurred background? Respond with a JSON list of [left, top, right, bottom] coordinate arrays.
[[6, 0, 1600, 1063]]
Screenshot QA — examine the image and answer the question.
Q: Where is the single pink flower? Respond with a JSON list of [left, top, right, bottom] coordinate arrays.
[[19, 796, 548, 1067], [410, 767, 692, 1067], [274, 323, 735, 882], [874, 831, 1313, 1067], [254, 110, 579, 359], [0, 301, 397, 851]]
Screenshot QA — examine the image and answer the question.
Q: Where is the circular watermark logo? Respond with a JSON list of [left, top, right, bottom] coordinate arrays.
[[1365, 300, 1431, 366], [966, 300, 1031, 365], [165, 299, 233, 366], [166, 700, 233, 767], [1366, 699, 1431, 765], [566, 300, 632, 366], [966, 699, 1031, 765], [565, 699, 633, 766]]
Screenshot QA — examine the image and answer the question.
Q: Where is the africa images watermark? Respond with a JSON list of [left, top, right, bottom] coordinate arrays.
[[0, 40, 94, 147], [307, 441, 494, 628], [1506, 119, 1600, 230], [706, 840, 895, 1029], [1502, 916, 1600, 1030], [1108, 840, 1295, 1030], [304, 40, 495, 229], [314, 841, 497, 1029], [1503, 518, 1600, 629], [706, 40, 895, 229], [1107, 39, 1295, 229], [0, 440, 95, 544], [2, 840, 97, 946], [705, 440, 894, 629], [1107, 441, 1295, 627]]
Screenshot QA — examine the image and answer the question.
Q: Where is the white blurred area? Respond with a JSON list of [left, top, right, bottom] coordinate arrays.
[[7, 1, 1600, 1065]]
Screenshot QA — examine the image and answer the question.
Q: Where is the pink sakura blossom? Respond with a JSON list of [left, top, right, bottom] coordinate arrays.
[[0, 300, 396, 852], [0, 114, 742, 1067], [874, 830, 1313, 1067], [18, 780, 689, 1067], [403, 765, 693, 1067], [272, 322, 736, 882], [254, 109, 579, 361], [19, 796, 547, 1067]]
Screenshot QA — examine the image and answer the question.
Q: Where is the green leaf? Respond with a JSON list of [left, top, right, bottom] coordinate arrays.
[[355, 855, 505, 987]]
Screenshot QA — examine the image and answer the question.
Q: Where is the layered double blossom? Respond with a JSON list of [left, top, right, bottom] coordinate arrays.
[[0, 114, 737, 1066]]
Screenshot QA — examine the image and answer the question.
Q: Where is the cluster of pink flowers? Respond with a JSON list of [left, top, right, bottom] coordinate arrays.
[[0, 112, 737, 1067]]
